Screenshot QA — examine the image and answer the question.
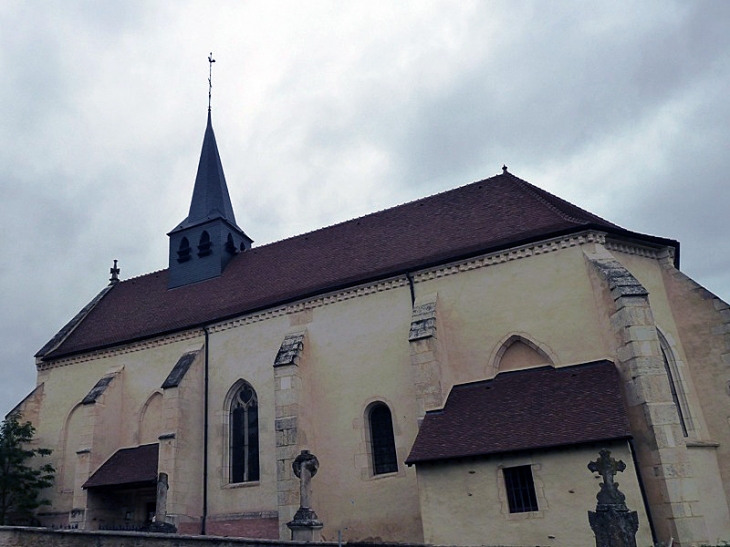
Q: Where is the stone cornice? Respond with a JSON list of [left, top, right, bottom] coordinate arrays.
[[411, 231, 606, 283], [36, 329, 204, 371], [604, 239, 675, 261], [39, 230, 636, 370]]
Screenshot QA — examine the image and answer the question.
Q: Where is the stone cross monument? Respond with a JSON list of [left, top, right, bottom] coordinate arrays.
[[148, 472, 177, 533], [287, 450, 323, 541], [588, 449, 639, 547]]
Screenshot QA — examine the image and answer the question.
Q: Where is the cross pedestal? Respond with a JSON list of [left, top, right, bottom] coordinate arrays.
[[287, 450, 323, 541]]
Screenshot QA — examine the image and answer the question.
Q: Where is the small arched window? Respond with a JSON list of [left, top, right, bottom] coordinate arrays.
[[198, 231, 212, 257], [230, 382, 259, 483], [177, 237, 191, 262], [369, 403, 397, 475]]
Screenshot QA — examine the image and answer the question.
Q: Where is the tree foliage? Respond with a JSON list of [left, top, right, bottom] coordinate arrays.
[[0, 413, 55, 525]]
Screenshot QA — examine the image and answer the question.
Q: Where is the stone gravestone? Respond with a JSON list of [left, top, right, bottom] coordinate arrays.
[[588, 449, 639, 547], [287, 450, 323, 541]]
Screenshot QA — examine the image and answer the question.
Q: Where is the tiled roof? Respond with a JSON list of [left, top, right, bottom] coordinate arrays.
[[82, 443, 159, 489], [39, 172, 676, 360], [406, 361, 631, 465]]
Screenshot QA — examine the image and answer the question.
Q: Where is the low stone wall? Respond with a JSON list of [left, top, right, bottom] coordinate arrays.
[[0, 528, 281, 547], [0, 528, 527, 547]]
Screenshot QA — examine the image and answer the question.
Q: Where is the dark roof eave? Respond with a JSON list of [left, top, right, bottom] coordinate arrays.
[[405, 434, 633, 466], [83, 479, 157, 491], [167, 215, 250, 241], [35, 284, 116, 359], [42, 224, 677, 362]]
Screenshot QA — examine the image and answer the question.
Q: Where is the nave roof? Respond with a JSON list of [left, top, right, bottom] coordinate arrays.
[[38, 171, 677, 360]]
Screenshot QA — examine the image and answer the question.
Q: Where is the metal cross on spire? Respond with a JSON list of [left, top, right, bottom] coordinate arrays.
[[208, 52, 216, 111]]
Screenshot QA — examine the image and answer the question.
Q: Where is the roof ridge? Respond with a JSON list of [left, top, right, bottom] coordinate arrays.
[[109, 171, 609, 278], [107, 268, 167, 286], [250, 173, 506, 251], [508, 173, 618, 227]]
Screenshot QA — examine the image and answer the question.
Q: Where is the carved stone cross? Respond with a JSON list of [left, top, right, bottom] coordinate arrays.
[[588, 448, 628, 507], [587, 449, 639, 547], [588, 448, 626, 489]]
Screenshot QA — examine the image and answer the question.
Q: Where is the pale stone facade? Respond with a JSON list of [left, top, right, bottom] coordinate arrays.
[[417, 442, 652, 547], [13, 116, 730, 547]]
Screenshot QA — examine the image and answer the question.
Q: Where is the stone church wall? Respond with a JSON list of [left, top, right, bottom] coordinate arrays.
[[19, 233, 730, 545], [415, 441, 652, 547]]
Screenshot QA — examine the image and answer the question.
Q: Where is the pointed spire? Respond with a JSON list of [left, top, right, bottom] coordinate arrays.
[[172, 111, 240, 231], [166, 55, 252, 289]]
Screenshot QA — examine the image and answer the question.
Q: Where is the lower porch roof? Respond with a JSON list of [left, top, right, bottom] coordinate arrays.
[[406, 360, 632, 465], [82, 443, 159, 490]]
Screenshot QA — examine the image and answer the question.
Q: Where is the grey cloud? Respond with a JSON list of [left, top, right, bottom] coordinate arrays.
[[1, 1, 729, 419]]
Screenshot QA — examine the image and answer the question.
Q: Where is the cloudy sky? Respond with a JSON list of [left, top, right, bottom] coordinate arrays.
[[1, 1, 728, 417]]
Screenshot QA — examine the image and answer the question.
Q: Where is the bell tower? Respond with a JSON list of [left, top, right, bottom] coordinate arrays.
[[167, 55, 252, 289]]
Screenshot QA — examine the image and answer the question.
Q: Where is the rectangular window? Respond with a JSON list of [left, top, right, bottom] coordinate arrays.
[[503, 465, 538, 513]]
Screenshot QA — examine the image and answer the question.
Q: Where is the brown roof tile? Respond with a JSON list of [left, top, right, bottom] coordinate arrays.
[[40, 173, 674, 359], [405, 361, 631, 465], [82, 444, 158, 489]]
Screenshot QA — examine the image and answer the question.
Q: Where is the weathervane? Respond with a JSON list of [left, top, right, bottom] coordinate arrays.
[[208, 52, 216, 111]]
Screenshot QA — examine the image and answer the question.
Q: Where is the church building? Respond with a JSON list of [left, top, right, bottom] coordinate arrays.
[[13, 106, 730, 547]]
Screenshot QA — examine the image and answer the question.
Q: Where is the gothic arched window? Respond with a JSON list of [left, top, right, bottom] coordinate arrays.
[[230, 382, 259, 483], [369, 403, 397, 475], [658, 332, 693, 437]]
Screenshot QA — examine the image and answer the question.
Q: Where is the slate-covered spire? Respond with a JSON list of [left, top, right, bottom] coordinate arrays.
[[167, 111, 252, 289], [173, 111, 240, 232]]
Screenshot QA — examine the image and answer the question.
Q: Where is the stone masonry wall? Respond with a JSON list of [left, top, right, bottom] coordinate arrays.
[[0, 527, 525, 547], [586, 247, 707, 545], [659, 252, 730, 510], [274, 329, 308, 539], [408, 293, 445, 420]]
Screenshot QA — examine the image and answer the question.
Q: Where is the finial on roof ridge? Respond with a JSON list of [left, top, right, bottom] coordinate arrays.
[[502, 165, 509, 174], [109, 259, 120, 284], [208, 52, 216, 112]]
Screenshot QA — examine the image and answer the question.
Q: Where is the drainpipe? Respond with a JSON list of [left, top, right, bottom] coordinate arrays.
[[406, 272, 415, 306], [201, 326, 210, 535], [628, 439, 657, 544]]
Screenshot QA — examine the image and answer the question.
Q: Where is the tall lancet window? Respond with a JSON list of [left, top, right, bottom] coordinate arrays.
[[230, 382, 260, 483], [658, 331, 693, 437], [369, 403, 398, 475]]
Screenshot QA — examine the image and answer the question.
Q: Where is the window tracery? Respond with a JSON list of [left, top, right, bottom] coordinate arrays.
[[230, 381, 259, 483]]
